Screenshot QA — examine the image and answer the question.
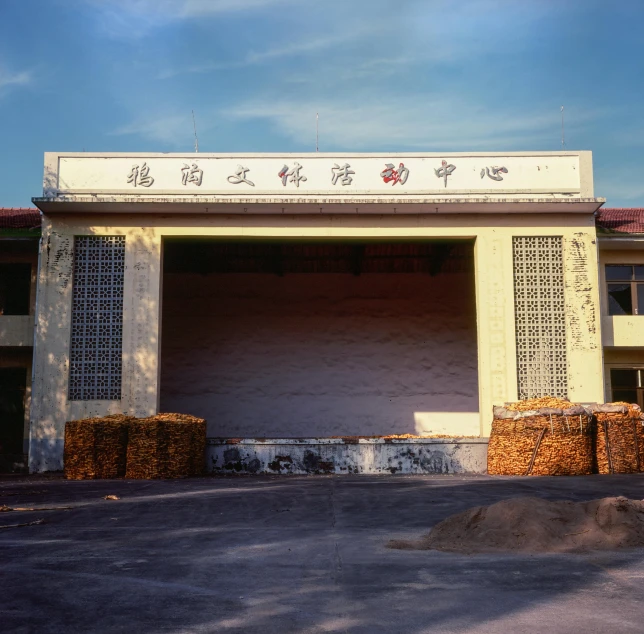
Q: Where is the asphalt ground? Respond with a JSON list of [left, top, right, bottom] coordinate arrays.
[[2, 474, 644, 634]]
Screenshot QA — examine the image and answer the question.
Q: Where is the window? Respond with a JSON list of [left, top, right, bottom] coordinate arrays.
[[610, 368, 644, 408], [68, 236, 125, 401], [513, 236, 568, 399], [606, 265, 644, 315], [0, 264, 31, 315]]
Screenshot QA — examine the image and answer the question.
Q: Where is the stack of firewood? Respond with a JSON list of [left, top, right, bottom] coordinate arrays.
[[488, 400, 594, 476], [593, 404, 644, 474], [125, 413, 207, 479], [64, 414, 132, 480], [64, 413, 206, 479]]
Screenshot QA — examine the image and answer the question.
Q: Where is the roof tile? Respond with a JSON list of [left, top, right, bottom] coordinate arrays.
[[596, 208, 644, 234], [0, 208, 41, 230]]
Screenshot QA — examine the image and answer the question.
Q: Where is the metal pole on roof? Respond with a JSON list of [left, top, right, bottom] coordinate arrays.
[[316, 112, 319, 152], [561, 105, 565, 150], [192, 110, 199, 153]]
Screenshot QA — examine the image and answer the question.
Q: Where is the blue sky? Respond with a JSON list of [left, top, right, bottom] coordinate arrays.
[[1, 0, 643, 207]]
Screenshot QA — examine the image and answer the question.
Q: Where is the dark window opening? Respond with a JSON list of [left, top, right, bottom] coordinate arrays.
[[606, 265, 644, 316], [0, 368, 26, 456], [610, 368, 644, 408], [0, 264, 31, 315]]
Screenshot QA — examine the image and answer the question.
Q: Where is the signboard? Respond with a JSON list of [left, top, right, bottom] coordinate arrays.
[[44, 152, 588, 197]]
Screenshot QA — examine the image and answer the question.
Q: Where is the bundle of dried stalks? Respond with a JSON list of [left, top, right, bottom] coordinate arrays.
[[593, 404, 644, 474], [125, 413, 206, 479], [488, 408, 593, 476], [64, 415, 132, 480], [505, 397, 573, 412]]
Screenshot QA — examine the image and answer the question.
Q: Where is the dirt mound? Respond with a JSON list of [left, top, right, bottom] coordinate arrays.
[[388, 496, 644, 554]]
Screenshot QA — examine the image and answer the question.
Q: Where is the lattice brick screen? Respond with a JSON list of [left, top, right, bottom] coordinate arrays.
[[512, 236, 568, 400], [69, 236, 125, 400]]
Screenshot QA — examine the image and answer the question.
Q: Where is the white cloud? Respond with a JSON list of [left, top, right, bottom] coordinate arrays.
[[0, 68, 33, 90], [112, 93, 607, 152], [220, 97, 605, 151], [86, 0, 296, 37], [88, 0, 293, 15], [0, 65, 33, 100], [159, 31, 368, 78], [111, 113, 197, 147], [178, 0, 295, 15]]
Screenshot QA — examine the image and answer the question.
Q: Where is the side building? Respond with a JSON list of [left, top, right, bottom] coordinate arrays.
[[596, 208, 644, 406], [0, 208, 41, 473]]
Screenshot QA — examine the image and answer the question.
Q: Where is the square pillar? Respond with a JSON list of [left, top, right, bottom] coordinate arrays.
[[474, 233, 517, 436], [29, 220, 163, 472], [120, 230, 163, 417], [474, 225, 604, 439]]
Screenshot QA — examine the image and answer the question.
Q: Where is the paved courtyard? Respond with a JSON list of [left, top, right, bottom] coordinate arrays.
[[2, 474, 644, 633]]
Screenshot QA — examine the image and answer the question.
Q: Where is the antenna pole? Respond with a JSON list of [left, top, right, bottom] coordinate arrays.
[[561, 105, 565, 150], [192, 110, 199, 153], [316, 112, 319, 152]]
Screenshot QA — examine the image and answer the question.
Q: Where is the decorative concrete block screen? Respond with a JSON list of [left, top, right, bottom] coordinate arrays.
[[513, 236, 568, 400], [69, 236, 125, 400]]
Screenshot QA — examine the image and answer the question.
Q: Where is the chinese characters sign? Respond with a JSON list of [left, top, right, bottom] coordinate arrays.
[[122, 159, 514, 191], [434, 160, 456, 187], [54, 153, 584, 198], [278, 162, 307, 187], [181, 163, 203, 186], [380, 163, 409, 186], [127, 163, 154, 188]]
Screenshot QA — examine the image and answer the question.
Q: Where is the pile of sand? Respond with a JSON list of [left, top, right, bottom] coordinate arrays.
[[388, 496, 644, 554]]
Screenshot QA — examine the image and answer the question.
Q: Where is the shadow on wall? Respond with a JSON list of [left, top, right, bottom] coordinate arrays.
[[160, 266, 479, 438]]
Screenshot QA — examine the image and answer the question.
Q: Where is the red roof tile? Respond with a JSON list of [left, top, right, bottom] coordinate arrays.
[[596, 208, 644, 234], [0, 208, 41, 230]]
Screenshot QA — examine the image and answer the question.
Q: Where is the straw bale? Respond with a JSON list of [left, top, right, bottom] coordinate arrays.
[[64, 415, 132, 480], [488, 411, 593, 476], [505, 397, 573, 412], [594, 404, 644, 474], [126, 413, 206, 479]]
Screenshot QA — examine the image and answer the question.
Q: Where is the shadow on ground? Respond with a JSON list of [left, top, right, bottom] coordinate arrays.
[[2, 474, 644, 633]]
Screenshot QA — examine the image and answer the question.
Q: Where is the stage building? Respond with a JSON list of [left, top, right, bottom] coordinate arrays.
[[27, 151, 606, 473]]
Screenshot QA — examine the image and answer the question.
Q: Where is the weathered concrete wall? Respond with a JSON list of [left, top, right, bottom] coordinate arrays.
[[564, 231, 604, 401], [160, 271, 479, 438], [207, 438, 489, 475]]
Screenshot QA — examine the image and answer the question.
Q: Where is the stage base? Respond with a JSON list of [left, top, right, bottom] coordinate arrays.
[[207, 437, 488, 475]]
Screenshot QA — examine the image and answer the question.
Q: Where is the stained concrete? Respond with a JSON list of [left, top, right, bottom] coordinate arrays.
[[208, 437, 488, 474], [2, 474, 644, 633]]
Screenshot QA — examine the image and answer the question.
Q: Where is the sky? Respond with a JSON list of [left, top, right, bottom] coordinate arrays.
[[0, 0, 643, 207]]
